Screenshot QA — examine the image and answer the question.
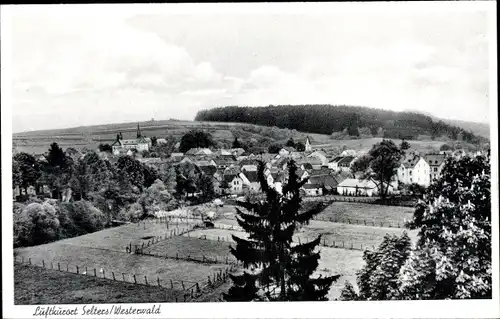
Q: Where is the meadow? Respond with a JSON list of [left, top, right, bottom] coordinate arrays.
[[15, 264, 186, 304], [12, 119, 445, 155], [316, 202, 415, 227]]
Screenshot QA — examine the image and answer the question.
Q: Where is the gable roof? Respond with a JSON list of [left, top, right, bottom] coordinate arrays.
[[309, 174, 338, 189], [329, 156, 344, 163], [302, 183, 322, 189], [309, 167, 332, 176], [424, 154, 447, 166], [337, 178, 377, 189], [401, 155, 421, 169], [338, 156, 355, 166], [242, 170, 259, 183]]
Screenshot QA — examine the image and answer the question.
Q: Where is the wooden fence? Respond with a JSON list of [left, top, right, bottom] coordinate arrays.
[[312, 215, 406, 229], [14, 255, 234, 303], [125, 224, 200, 253]]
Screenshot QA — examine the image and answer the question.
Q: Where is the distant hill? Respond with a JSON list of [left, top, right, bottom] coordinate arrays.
[[195, 105, 487, 144], [403, 109, 490, 139]]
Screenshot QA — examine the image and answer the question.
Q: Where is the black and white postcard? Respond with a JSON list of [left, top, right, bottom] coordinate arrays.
[[1, 2, 498, 318]]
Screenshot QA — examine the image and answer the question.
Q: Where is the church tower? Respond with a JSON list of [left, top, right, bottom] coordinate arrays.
[[136, 123, 142, 138], [305, 136, 312, 152]]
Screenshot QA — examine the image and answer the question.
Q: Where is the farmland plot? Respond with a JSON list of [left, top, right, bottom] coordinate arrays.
[[318, 202, 415, 227], [145, 236, 234, 262], [18, 220, 197, 252], [15, 264, 184, 304], [295, 220, 418, 250], [15, 243, 228, 288]]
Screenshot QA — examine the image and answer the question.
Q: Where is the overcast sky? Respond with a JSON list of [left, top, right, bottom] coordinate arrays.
[[8, 3, 493, 133]]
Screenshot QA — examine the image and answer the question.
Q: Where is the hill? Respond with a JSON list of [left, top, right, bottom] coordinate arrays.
[[403, 109, 490, 139], [12, 119, 319, 154], [195, 105, 487, 144]]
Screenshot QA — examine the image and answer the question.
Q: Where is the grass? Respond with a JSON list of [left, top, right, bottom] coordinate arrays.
[[145, 236, 234, 262], [298, 220, 418, 249], [15, 242, 228, 289], [17, 220, 196, 252], [14, 264, 185, 304], [318, 202, 415, 227]]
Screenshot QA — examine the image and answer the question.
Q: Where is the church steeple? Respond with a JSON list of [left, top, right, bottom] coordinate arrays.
[[137, 123, 141, 138]]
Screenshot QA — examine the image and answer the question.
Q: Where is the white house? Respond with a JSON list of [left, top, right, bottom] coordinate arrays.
[[302, 184, 323, 196], [341, 149, 357, 157], [336, 178, 395, 197], [239, 171, 260, 192], [424, 154, 447, 181], [398, 155, 431, 186], [279, 147, 296, 157], [307, 151, 328, 166], [337, 156, 355, 172], [224, 174, 244, 194], [328, 156, 344, 170]]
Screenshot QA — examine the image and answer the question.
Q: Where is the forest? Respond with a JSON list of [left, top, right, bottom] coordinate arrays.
[[195, 105, 484, 144]]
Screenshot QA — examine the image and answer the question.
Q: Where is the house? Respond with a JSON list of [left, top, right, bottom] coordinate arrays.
[[302, 184, 323, 196], [279, 147, 296, 157], [240, 171, 261, 192], [341, 149, 357, 157], [303, 156, 323, 170], [241, 164, 258, 173], [170, 153, 184, 161], [336, 178, 379, 197], [156, 138, 168, 145], [397, 155, 431, 186], [195, 160, 217, 176], [111, 124, 150, 155], [307, 174, 338, 193], [215, 158, 237, 170], [224, 174, 244, 194], [424, 154, 447, 181], [328, 156, 344, 170], [230, 148, 246, 157], [308, 167, 333, 177], [195, 148, 213, 156], [307, 151, 328, 166], [337, 156, 355, 172], [305, 136, 312, 152], [336, 178, 395, 197]]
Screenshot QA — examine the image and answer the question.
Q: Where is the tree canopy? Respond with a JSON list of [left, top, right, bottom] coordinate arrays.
[[179, 129, 216, 153]]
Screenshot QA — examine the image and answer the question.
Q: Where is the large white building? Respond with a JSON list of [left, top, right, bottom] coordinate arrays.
[[397, 155, 431, 187]]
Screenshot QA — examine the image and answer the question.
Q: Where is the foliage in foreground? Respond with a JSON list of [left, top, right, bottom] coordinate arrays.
[[340, 153, 492, 300], [224, 160, 339, 301]]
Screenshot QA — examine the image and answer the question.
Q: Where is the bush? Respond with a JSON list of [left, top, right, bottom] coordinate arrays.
[[14, 201, 61, 247]]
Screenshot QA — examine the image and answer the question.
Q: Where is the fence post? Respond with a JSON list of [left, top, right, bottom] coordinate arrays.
[[94, 268, 97, 276], [76, 265, 79, 274], [122, 273, 126, 281], [28, 258, 31, 265], [157, 277, 161, 287], [58, 262, 61, 271], [51, 262, 53, 269], [145, 276, 148, 285], [133, 274, 137, 284], [181, 280, 185, 290], [112, 272, 116, 280], [66, 264, 69, 271], [42, 260, 45, 268], [176, 252, 179, 260], [170, 279, 174, 289]]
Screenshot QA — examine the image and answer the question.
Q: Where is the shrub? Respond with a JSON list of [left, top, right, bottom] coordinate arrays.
[[14, 201, 61, 247]]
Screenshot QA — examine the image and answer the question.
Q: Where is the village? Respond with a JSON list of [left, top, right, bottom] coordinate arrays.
[[105, 123, 451, 200]]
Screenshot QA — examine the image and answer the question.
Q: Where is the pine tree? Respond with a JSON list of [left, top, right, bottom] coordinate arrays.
[[224, 160, 339, 301]]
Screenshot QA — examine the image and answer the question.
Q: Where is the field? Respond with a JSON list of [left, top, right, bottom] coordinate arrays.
[[317, 202, 415, 227], [15, 264, 185, 304], [15, 243, 227, 288], [144, 236, 234, 262], [15, 220, 197, 252], [12, 118, 446, 155], [14, 201, 419, 303]]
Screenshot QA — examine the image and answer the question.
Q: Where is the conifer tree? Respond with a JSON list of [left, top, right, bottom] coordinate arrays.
[[224, 160, 339, 301]]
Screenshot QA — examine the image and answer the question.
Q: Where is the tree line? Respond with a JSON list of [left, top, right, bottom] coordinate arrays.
[[195, 105, 484, 144]]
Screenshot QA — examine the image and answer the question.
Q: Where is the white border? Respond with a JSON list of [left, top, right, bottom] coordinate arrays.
[[2, 2, 499, 318]]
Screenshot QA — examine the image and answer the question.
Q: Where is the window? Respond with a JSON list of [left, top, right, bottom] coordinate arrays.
[[409, 171, 412, 176], [434, 167, 437, 172]]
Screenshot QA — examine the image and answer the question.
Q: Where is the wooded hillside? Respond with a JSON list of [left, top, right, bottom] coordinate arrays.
[[195, 105, 485, 144]]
